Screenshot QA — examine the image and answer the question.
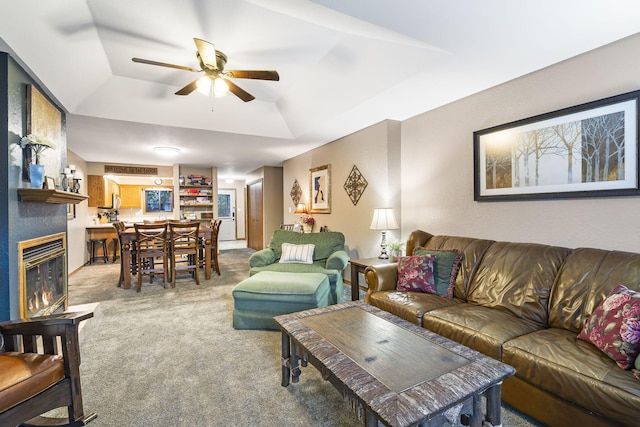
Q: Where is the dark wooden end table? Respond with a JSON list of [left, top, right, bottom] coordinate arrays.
[[349, 257, 391, 300], [275, 301, 515, 427]]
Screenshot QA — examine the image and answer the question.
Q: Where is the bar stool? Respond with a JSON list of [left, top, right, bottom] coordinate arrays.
[[111, 238, 119, 262], [88, 238, 109, 264]]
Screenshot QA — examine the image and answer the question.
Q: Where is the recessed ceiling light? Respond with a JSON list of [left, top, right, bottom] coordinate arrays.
[[153, 146, 181, 157]]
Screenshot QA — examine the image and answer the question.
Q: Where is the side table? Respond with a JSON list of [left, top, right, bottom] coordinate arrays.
[[349, 257, 391, 300]]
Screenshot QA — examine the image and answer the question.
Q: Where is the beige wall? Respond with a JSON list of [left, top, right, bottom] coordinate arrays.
[[66, 150, 90, 273], [283, 120, 401, 259], [401, 32, 640, 252], [284, 33, 640, 256]]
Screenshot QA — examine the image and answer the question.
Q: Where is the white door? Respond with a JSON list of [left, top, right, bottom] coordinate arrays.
[[218, 189, 236, 241]]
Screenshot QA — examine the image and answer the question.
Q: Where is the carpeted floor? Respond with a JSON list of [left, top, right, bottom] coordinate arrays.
[[68, 248, 543, 426]]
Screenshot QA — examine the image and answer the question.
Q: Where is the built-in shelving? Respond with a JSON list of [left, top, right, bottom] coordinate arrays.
[[17, 188, 89, 204], [178, 174, 213, 225]]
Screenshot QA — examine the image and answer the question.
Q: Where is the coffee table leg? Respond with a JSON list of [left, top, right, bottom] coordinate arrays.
[[281, 331, 291, 386], [364, 411, 378, 427], [291, 341, 301, 383], [485, 382, 502, 426], [470, 394, 483, 427]]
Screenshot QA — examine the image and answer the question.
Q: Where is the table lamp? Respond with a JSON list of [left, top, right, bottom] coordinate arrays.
[[370, 208, 399, 259]]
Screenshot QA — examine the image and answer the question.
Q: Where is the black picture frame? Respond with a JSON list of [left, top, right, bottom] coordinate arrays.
[[473, 90, 640, 201]]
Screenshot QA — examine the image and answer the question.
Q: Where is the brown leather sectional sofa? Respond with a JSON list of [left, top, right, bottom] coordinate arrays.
[[364, 230, 640, 427]]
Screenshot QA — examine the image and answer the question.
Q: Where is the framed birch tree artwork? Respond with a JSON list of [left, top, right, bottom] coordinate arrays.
[[474, 90, 640, 201]]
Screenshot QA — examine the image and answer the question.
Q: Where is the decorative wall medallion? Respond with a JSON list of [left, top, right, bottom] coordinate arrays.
[[290, 179, 302, 206], [343, 165, 368, 206]]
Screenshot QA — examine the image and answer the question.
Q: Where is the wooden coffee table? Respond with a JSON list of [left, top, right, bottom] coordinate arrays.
[[274, 301, 515, 427]]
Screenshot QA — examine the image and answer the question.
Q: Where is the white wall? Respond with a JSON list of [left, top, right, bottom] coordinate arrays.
[[401, 33, 640, 252]]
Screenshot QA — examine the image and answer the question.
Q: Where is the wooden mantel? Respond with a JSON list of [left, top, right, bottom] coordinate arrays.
[[17, 188, 88, 204]]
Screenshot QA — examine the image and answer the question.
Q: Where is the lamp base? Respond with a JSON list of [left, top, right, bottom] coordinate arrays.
[[378, 230, 389, 259]]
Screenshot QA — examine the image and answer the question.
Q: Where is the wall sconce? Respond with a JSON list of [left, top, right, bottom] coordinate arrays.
[[370, 208, 399, 259]]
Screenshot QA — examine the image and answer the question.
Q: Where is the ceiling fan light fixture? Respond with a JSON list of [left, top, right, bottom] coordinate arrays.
[[213, 77, 229, 97], [153, 146, 181, 157], [196, 75, 212, 96]]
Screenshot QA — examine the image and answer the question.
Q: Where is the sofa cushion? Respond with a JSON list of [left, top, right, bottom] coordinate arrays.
[[397, 254, 436, 293], [466, 241, 570, 328], [279, 243, 315, 264], [413, 247, 462, 298], [503, 328, 640, 426], [368, 290, 462, 325], [422, 304, 544, 359], [577, 284, 640, 370], [549, 248, 640, 333]]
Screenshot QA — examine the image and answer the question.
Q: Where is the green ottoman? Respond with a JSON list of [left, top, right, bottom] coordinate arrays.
[[232, 271, 330, 330]]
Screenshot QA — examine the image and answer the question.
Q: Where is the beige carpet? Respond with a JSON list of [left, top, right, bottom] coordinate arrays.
[[68, 248, 543, 427]]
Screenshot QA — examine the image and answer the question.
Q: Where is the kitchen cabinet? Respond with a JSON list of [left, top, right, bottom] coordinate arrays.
[[87, 175, 119, 207], [119, 185, 143, 208]]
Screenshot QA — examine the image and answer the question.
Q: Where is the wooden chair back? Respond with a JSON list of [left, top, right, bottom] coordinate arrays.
[[168, 222, 200, 286], [134, 223, 169, 292]]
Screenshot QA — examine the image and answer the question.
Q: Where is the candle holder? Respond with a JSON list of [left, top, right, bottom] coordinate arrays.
[[62, 165, 78, 192]]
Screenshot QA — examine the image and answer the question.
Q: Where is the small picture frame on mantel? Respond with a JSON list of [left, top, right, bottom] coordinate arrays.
[[44, 176, 56, 190]]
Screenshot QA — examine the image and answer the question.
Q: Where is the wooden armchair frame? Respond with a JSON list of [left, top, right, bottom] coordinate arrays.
[[0, 311, 96, 427]]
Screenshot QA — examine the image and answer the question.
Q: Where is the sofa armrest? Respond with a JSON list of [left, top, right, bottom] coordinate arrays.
[[364, 263, 398, 303], [249, 249, 276, 267], [326, 250, 349, 271]]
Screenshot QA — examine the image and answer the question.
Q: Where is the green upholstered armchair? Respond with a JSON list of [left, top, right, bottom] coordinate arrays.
[[249, 230, 349, 303]]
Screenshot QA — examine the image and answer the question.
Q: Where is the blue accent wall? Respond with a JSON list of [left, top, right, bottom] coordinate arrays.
[[1, 52, 67, 321]]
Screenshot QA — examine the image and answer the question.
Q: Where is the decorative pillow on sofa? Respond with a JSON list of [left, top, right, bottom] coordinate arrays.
[[413, 247, 463, 298], [397, 255, 436, 293], [279, 243, 315, 264], [577, 284, 640, 370]]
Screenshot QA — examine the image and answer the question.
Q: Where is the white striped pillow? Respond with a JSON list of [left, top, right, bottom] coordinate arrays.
[[279, 243, 315, 264]]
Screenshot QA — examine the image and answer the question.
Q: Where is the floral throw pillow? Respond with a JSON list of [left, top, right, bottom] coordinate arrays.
[[577, 284, 640, 370], [397, 255, 436, 293], [413, 247, 463, 298]]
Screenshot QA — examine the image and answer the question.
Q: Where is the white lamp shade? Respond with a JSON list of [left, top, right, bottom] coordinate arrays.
[[370, 208, 399, 230]]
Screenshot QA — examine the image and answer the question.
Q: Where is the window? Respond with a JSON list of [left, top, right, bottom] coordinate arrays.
[[144, 188, 173, 213], [218, 193, 231, 218]]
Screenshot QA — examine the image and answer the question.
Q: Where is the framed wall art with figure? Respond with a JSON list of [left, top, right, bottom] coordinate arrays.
[[310, 164, 331, 213]]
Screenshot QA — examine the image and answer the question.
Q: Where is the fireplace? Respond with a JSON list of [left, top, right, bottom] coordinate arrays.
[[18, 232, 67, 318]]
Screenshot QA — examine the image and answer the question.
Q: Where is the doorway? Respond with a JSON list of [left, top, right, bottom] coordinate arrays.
[[218, 189, 236, 241]]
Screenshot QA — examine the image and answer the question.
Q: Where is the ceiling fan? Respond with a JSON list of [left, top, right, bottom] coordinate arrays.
[[132, 38, 279, 102]]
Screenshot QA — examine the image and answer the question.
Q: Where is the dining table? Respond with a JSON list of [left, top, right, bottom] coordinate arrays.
[[118, 225, 213, 290]]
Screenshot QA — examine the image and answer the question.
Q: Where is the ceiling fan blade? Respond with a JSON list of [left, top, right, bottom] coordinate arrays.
[[193, 38, 218, 70], [132, 57, 200, 73], [225, 70, 280, 81], [224, 79, 255, 102], [175, 78, 201, 96]]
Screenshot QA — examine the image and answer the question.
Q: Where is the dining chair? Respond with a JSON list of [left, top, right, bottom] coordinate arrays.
[[134, 222, 169, 292], [113, 221, 130, 287], [280, 224, 295, 230], [168, 221, 200, 287], [198, 219, 221, 276], [211, 219, 222, 276]]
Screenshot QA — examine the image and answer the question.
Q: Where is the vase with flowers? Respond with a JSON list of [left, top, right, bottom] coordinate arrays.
[[302, 216, 315, 233], [19, 134, 55, 188]]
